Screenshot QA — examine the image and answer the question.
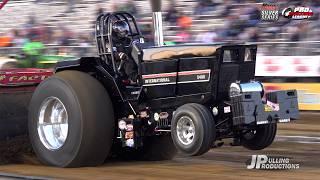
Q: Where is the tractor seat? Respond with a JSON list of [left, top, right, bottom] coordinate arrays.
[[141, 45, 219, 61]]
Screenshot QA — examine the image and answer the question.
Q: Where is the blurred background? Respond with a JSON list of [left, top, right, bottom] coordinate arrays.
[[0, 0, 319, 109], [0, 0, 319, 56]]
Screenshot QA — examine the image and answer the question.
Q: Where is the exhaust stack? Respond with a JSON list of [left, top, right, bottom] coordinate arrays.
[[150, 0, 163, 46]]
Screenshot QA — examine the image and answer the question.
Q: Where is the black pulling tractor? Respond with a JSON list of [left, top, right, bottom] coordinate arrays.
[[28, 7, 299, 167]]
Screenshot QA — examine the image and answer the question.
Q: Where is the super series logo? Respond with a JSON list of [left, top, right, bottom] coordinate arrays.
[[260, 3, 279, 21]]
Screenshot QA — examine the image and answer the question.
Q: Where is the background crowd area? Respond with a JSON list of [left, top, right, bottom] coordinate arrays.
[[0, 0, 319, 57]]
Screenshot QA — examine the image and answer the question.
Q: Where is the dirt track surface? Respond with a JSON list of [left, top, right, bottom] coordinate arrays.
[[0, 112, 319, 179]]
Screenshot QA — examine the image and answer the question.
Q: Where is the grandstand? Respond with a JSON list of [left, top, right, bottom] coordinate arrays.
[[0, 0, 223, 39], [0, 0, 319, 56]]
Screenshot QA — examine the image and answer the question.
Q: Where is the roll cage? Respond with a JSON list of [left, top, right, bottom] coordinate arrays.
[[95, 12, 142, 73]]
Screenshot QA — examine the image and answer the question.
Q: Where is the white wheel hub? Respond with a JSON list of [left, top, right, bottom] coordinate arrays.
[[37, 97, 69, 151], [176, 116, 195, 145]]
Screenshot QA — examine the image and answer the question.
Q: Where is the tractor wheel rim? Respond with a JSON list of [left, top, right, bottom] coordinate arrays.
[[38, 97, 68, 151], [176, 116, 195, 145]]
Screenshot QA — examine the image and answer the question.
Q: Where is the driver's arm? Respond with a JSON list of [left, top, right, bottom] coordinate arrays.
[[115, 50, 138, 82]]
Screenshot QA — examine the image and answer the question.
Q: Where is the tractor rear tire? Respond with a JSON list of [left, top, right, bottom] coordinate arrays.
[[241, 123, 277, 150], [28, 70, 114, 167], [171, 103, 216, 156]]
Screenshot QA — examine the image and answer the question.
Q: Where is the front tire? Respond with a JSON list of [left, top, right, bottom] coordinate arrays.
[[171, 103, 216, 156], [28, 70, 114, 167], [241, 123, 277, 150]]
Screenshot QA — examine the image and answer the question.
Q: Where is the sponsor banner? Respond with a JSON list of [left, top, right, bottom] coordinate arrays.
[[256, 56, 320, 77], [142, 69, 211, 86], [0, 69, 52, 86], [264, 83, 320, 111]]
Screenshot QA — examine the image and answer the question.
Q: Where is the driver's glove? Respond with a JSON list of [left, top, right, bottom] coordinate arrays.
[[117, 52, 129, 72]]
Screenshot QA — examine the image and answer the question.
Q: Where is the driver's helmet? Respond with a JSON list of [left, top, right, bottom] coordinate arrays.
[[112, 20, 130, 41]]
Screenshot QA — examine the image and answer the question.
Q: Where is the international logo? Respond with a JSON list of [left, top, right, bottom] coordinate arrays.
[[282, 6, 313, 19], [247, 155, 300, 170], [260, 3, 279, 21]]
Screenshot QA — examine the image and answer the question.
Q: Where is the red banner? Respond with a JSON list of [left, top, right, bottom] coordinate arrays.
[[0, 0, 9, 10], [0, 68, 53, 86], [256, 56, 320, 77]]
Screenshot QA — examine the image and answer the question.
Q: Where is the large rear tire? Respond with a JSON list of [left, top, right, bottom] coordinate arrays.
[[28, 70, 114, 167], [171, 103, 216, 156], [241, 123, 277, 150]]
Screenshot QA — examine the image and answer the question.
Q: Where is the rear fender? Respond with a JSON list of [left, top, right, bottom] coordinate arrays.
[[55, 57, 125, 102]]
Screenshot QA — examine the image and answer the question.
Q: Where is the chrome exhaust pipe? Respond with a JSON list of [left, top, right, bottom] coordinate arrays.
[[152, 12, 164, 46], [150, 0, 163, 46]]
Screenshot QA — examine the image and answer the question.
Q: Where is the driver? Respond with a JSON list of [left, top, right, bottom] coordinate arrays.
[[112, 20, 138, 83]]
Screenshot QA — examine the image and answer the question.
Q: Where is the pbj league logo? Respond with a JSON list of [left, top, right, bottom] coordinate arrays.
[[247, 155, 300, 170], [260, 3, 279, 21], [282, 6, 313, 20]]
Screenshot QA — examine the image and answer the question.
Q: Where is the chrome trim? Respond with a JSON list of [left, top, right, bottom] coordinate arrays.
[[152, 12, 164, 46]]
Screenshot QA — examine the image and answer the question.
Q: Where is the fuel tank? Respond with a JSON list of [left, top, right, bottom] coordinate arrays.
[[138, 45, 219, 99]]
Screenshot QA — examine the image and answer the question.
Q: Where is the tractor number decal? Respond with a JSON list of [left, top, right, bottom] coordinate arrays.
[[142, 69, 211, 86], [177, 69, 211, 84]]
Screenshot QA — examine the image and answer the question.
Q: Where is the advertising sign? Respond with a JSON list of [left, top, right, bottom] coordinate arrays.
[[264, 83, 320, 111]]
